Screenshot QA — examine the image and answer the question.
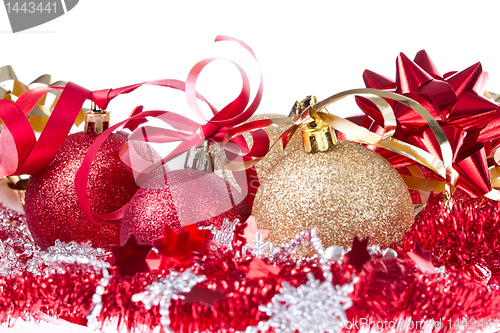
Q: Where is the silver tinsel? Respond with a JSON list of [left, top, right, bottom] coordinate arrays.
[[0, 204, 110, 276], [199, 218, 240, 251], [257, 273, 358, 333], [242, 232, 275, 257], [367, 245, 398, 259], [267, 228, 330, 273], [42, 240, 110, 273], [132, 269, 206, 333], [0, 240, 23, 276], [240, 228, 359, 333], [0, 205, 37, 277]]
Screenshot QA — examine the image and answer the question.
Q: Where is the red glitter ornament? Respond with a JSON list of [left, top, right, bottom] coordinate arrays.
[[25, 131, 140, 250], [120, 168, 251, 245]]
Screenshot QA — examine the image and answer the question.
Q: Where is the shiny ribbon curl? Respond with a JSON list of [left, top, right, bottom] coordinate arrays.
[[0, 65, 72, 132], [357, 52, 500, 201], [220, 88, 467, 199], [0, 76, 216, 177], [0, 36, 263, 227], [73, 35, 263, 225]]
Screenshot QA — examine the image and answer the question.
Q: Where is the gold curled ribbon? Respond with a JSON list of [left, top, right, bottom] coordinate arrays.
[[0, 65, 80, 132], [488, 139, 500, 200], [482, 91, 500, 200], [222, 88, 458, 199]]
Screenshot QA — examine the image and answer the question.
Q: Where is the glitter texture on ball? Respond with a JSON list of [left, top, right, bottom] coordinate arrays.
[[120, 168, 251, 245], [213, 114, 303, 192], [242, 114, 303, 181], [25, 132, 140, 250], [252, 141, 415, 249]]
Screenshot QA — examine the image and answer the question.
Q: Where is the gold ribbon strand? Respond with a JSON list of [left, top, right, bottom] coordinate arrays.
[[0, 65, 81, 132], [222, 88, 472, 202]]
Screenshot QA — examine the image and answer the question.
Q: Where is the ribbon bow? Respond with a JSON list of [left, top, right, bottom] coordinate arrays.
[[356, 50, 500, 199], [0, 36, 262, 225], [73, 36, 263, 224], [219, 87, 500, 204]]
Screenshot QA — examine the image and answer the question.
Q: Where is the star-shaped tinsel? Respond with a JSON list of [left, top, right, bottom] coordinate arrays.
[[111, 235, 152, 276], [243, 232, 274, 257], [344, 236, 371, 272], [238, 228, 358, 333], [357, 50, 500, 197], [257, 273, 357, 333], [152, 223, 211, 270], [132, 269, 206, 332], [407, 241, 437, 275]]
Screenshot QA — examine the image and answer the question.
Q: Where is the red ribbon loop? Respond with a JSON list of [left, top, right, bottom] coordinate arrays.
[[0, 82, 90, 176], [89, 88, 113, 110], [0, 99, 36, 175], [74, 35, 263, 225], [0, 36, 264, 225]]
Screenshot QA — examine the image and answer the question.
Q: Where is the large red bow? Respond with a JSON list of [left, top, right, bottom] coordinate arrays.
[[356, 50, 500, 197]]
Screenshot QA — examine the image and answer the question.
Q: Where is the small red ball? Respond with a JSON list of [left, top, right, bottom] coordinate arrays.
[[25, 132, 140, 250], [120, 168, 251, 244]]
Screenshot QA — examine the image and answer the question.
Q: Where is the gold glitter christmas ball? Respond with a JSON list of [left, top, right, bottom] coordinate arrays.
[[252, 140, 414, 249]]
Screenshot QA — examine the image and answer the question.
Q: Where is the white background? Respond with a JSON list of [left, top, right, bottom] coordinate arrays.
[[2, 0, 500, 331], [2, 1, 500, 123]]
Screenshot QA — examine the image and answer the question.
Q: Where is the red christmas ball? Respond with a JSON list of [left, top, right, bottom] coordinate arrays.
[[25, 132, 140, 250], [120, 168, 251, 244]]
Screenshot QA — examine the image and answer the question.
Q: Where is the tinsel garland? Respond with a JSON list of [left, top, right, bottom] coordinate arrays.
[[394, 193, 500, 285], [3, 199, 500, 332]]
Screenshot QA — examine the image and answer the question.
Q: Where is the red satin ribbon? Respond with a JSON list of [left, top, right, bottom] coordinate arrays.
[[75, 110, 170, 221], [0, 82, 89, 176], [0, 35, 264, 227], [0, 79, 211, 177], [75, 36, 264, 224]]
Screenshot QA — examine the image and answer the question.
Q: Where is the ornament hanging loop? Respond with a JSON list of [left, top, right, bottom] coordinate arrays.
[[290, 96, 337, 153], [84, 101, 110, 135], [184, 140, 214, 172], [290, 95, 316, 124]]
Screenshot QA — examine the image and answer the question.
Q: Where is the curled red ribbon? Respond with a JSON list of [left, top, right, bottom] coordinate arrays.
[[0, 35, 263, 227], [75, 36, 263, 225], [0, 82, 89, 176]]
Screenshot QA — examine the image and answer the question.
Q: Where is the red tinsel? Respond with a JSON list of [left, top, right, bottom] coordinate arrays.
[[394, 193, 500, 285], [0, 197, 500, 332], [3, 198, 500, 332]]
